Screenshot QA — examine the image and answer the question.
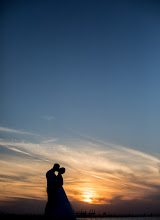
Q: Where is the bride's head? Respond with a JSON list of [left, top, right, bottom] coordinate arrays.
[[59, 167, 65, 174]]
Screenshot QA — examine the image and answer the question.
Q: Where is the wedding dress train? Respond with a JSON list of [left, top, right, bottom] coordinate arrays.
[[49, 186, 76, 220]]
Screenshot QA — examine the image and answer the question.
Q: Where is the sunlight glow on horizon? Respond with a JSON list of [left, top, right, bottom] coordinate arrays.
[[0, 126, 160, 209], [82, 194, 94, 203]]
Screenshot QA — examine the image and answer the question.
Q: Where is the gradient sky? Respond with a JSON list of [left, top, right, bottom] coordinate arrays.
[[1, 0, 160, 215]]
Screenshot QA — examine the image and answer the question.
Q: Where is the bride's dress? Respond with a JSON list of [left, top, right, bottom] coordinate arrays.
[[49, 178, 76, 220]]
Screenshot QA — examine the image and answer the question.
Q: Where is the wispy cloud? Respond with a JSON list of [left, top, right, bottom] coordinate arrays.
[[4, 145, 35, 157], [41, 115, 56, 121], [0, 126, 39, 136], [42, 138, 57, 144], [0, 127, 160, 208], [0, 140, 50, 163]]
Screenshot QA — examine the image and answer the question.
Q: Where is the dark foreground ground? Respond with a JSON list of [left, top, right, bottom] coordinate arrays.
[[0, 214, 45, 219], [0, 214, 160, 219]]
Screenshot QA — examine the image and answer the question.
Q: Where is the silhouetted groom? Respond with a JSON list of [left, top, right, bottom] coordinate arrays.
[[45, 163, 60, 216]]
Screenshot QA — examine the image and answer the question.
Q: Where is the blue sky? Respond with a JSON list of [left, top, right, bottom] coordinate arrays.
[[2, 0, 160, 153], [1, 0, 160, 214]]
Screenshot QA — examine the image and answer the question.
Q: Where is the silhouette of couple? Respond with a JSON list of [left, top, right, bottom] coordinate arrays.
[[45, 163, 76, 220]]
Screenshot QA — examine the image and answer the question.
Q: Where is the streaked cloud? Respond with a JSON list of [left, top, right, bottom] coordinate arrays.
[[42, 138, 58, 144], [41, 115, 56, 121], [0, 126, 39, 136], [4, 146, 34, 157], [0, 127, 160, 212]]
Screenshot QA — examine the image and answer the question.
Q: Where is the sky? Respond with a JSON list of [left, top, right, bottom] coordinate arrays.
[[1, 0, 160, 215]]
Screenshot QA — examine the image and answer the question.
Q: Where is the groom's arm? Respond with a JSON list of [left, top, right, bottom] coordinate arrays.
[[46, 170, 58, 187]]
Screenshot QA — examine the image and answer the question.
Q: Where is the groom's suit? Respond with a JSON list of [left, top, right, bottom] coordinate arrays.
[[46, 168, 58, 189], [45, 168, 58, 216]]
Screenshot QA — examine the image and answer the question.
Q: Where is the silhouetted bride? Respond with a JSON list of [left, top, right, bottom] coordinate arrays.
[[49, 167, 76, 220]]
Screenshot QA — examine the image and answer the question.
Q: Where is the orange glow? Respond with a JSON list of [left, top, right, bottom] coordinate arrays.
[[0, 135, 160, 211], [82, 194, 93, 203]]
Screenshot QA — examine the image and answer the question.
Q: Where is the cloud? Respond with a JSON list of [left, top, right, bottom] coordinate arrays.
[[41, 115, 56, 121], [4, 146, 35, 157], [0, 174, 29, 182], [0, 128, 160, 214], [0, 126, 39, 136], [114, 144, 160, 163], [0, 140, 50, 162], [0, 198, 46, 214], [42, 138, 58, 144]]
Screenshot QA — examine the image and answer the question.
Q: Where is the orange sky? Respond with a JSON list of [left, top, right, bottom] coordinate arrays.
[[0, 128, 160, 214]]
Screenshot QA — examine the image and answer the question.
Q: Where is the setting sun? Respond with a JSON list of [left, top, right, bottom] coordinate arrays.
[[82, 194, 93, 203]]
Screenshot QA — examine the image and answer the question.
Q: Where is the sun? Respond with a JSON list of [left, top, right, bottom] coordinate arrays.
[[82, 194, 94, 203]]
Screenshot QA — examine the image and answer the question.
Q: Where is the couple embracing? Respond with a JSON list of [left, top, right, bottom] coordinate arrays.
[[45, 163, 76, 220]]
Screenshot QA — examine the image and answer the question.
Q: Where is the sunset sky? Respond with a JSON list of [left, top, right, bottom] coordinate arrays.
[[1, 0, 160, 215]]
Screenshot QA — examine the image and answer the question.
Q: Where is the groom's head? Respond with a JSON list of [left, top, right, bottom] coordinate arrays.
[[53, 163, 60, 171]]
